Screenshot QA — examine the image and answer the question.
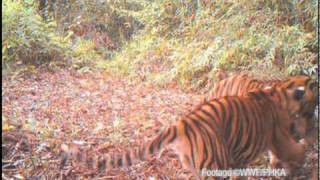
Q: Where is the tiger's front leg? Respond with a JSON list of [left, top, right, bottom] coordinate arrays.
[[267, 150, 281, 169], [271, 127, 307, 175], [269, 114, 315, 170]]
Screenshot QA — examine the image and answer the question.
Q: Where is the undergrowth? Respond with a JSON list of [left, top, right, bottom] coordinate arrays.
[[98, 0, 318, 90], [2, 0, 103, 74]]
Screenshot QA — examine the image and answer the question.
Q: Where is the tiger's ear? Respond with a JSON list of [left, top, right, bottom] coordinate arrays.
[[293, 87, 305, 101], [309, 81, 317, 92]]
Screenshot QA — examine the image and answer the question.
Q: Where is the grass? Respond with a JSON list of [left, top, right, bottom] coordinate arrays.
[[98, 0, 318, 90]]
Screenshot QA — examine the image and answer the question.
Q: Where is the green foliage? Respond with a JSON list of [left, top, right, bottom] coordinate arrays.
[[48, 0, 148, 50], [2, 0, 108, 73], [68, 38, 103, 70], [2, 0, 317, 83], [2, 0, 72, 66], [100, 0, 318, 88]]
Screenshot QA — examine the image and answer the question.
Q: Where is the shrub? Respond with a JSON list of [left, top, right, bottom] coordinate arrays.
[[100, 0, 318, 89], [2, 0, 72, 67], [68, 38, 103, 70]]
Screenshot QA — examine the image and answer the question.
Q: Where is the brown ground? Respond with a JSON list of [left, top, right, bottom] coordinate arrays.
[[2, 69, 318, 179]]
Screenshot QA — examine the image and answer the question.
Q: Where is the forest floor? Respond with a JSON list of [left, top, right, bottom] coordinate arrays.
[[2, 69, 318, 179]]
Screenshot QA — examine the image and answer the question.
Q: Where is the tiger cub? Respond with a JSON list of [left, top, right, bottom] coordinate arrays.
[[206, 74, 318, 145], [61, 86, 312, 179]]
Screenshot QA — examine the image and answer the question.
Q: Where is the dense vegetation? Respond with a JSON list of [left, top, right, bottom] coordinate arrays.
[[2, 1, 318, 179], [2, 0, 318, 88], [100, 0, 318, 89]]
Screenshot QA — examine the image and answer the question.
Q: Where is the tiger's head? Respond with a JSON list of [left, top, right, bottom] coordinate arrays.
[[254, 86, 313, 169], [279, 75, 318, 118], [278, 75, 318, 144], [262, 77, 318, 146], [248, 81, 316, 132]]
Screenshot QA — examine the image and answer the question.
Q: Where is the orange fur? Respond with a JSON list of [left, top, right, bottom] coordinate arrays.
[[206, 74, 318, 172], [207, 74, 317, 144], [61, 86, 314, 179]]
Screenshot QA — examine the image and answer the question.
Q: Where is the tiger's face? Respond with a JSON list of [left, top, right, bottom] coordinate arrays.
[[280, 75, 318, 117], [280, 76, 318, 144], [264, 86, 313, 170]]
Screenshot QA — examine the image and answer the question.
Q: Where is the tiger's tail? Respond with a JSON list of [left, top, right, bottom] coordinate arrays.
[[60, 125, 177, 171]]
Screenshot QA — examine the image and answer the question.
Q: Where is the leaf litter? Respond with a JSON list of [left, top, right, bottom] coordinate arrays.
[[2, 69, 317, 179]]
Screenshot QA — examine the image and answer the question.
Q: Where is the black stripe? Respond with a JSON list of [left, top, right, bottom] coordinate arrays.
[[251, 90, 266, 100], [188, 116, 209, 169], [237, 75, 250, 94], [286, 81, 294, 89], [182, 120, 196, 168], [185, 119, 199, 168], [139, 146, 145, 160], [248, 80, 260, 90], [192, 112, 221, 169], [241, 100, 254, 153], [149, 141, 155, 154], [155, 133, 164, 152], [192, 110, 219, 134], [243, 77, 252, 92], [202, 101, 228, 168], [110, 157, 114, 168], [200, 108, 220, 129], [224, 98, 233, 140], [206, 103, 221, 120], [167, 126, 177, 144], [125, 151, 131, 166], [247, 91, 259, 99], [151, 129, 168, 154], [247, 101, 261, 161], [224, 77, 233, 96], [234, 100, 251, 159], [221, 79, 228, 93], [117, 155, 122, 167], [209, 99, 226, 120], [98, 158, 106, 171], [256, 97, 273, 157], [232, 99, 245, 156], [215, 100, 226, 121], [247, 102, 264, 160], [228, 99, 241, 149]]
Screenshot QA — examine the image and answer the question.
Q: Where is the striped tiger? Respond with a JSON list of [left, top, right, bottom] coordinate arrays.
[[206, 74, 318, 144], [204, 74, 318, 171], [61, 86, 312, 178]]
